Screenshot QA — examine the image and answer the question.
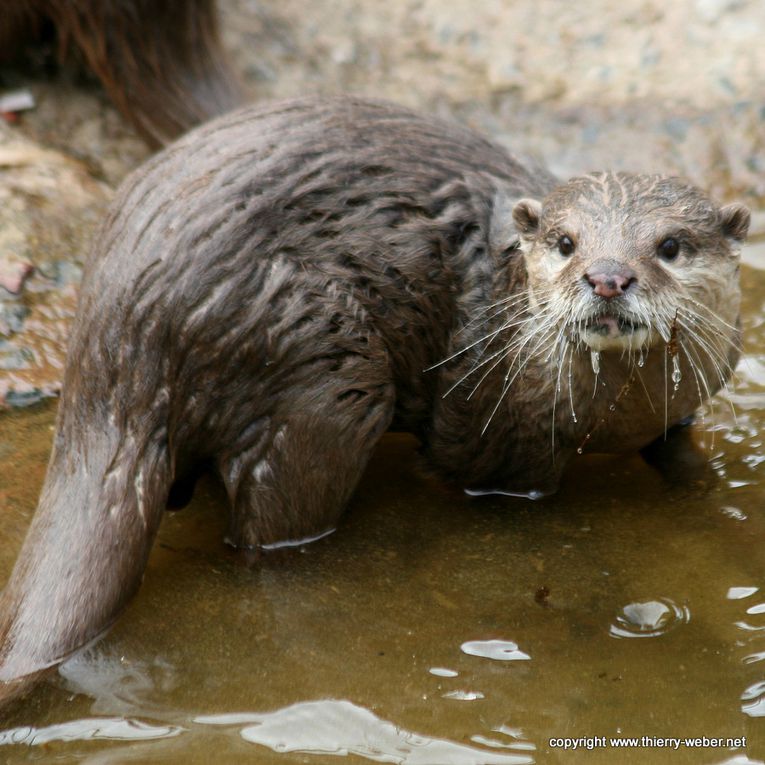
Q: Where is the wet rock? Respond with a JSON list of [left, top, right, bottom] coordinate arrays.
[[0, 258, 33, 295], [222, 0, 765, 112], [0, 124, 111, 409], [695, 0, 746, 24], [217, 0, 765, 206]]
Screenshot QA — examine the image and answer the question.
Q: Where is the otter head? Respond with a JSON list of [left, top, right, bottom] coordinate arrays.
[[512, 172, 749, 356]]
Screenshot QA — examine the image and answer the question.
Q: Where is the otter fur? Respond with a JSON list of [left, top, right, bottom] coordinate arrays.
[[0, 96, 749, 705], [0, 0, 242, 146]]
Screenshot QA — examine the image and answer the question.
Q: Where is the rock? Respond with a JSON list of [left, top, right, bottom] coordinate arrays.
[[0, 124, 111, 409]]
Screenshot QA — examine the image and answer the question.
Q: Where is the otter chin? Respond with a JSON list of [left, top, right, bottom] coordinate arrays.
[[0, 97, 749, 708], [579, 314, 651, 352]]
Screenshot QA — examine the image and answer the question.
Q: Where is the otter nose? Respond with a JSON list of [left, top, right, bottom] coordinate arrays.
[[584, 262, 637, 299]]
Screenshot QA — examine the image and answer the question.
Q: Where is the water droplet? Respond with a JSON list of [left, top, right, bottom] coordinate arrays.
[[637, 350, 645, 367], [429, 667, 459, 678], [590, 349, 601, 375], [671, 355, 682, 385], [609, 598, 689, 639], [571, 413, 578, 423], [576, 447, 583, 454], [460, 639, 531, 662], [609, 403, 616, 411]]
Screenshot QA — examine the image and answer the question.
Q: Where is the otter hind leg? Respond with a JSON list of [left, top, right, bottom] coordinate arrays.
[[219, 380, 395, 550]]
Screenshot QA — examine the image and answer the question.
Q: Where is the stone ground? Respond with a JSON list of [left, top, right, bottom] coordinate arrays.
[[0, 0, 763, 406]]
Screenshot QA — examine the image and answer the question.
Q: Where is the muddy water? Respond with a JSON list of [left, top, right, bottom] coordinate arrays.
[[0, 263, 762, 764]]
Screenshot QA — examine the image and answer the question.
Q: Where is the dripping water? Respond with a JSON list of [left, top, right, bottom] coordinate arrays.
[[671, 354, 682, 391]]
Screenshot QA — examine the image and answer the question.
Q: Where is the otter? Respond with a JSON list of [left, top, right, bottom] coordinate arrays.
[[1, 0, 241, 146], [0, 96, 749, 705]]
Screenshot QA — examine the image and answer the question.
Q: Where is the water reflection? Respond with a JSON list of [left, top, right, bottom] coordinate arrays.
[[460, 641, 531, 662], [196, 699, 534, 764], [0, 717, 182, 745], [59, 649, 177, 716], [442, 691, 485, 701], [728, 588, 760, 600], [742, 681, 765, 719], [428, 668, 459, 678]]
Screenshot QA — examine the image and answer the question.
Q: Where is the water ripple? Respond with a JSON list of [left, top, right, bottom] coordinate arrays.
[[609, 598, 690, 638], [741, 680, 765, 718]]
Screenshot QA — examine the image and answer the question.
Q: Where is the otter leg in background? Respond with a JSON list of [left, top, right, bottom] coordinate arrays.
[[640, 416, 716, 487], [2, 0, 243, 147], [220, 371, 396, 550]]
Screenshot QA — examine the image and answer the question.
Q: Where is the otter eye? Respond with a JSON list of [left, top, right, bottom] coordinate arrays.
[[557, 235, 575, 256], [658, 237, 680, 261]]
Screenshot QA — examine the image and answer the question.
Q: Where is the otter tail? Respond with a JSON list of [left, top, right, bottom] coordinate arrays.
[[0, 426, 171, 706]]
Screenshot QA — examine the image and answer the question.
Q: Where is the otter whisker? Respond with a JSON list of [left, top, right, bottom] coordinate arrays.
[[678, 337, 711, 438], [676, 319, 733, 390], [542, 319, 572, 365], [442, 313, 554, 398], [567, 342, 578, 423], [680, 338, 724, 448], [503, 319, 560, 383], [682, 334, 738, 427], [633, 365, 657, 413], [550, 338, 574, 457], [677, 305, 740, 363], [481, 377, 515, 436], [467, 293, 556, 340], [683, 330, 736, 417], [427, 313, 531, 372], [468, 313, 559, 403], [683, 297, 739, 334], [465, 345, 519, 400], [454, 291, 541, 337], [505, 322, 552, 381], [677, 304, 736, 347], [465, 313, 561, 399], [481, 322, 560, 436]]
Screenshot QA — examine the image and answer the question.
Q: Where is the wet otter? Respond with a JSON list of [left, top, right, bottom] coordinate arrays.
[[1, 0, 241, 146], [0, 96, 749, 704]]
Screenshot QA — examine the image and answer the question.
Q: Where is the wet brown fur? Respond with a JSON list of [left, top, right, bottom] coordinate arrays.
[[0, 0, 242, 146], [0, 96, 748, 706]]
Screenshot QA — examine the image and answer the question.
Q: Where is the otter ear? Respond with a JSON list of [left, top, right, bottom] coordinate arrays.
[[512, 198, 542, 237], [720, 202, 750, 242]]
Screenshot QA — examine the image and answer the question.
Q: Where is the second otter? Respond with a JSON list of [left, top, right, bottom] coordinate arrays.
[[0, 96, 749, 704]]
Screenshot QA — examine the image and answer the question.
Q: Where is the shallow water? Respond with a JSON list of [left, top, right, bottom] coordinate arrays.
[[0, 262, 763, 764]]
